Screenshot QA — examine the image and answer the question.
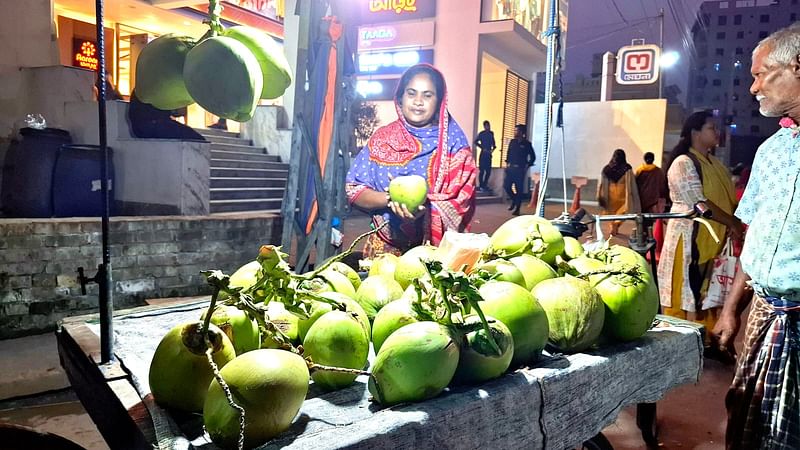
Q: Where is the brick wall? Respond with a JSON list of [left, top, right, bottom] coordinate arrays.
[[0, 214, 282, 338]]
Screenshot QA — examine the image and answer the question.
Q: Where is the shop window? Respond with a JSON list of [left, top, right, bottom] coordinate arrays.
[[736, 47, 743, 55], [751, 109, 760, 117], [791, 13, 797, 21], [734, 78, 741, 86], [734, 14, 742, 25], [736, 31, 744, 39], [498, 70, 530, 168], [760, 14, 769, 23], [716, 48, 724, 56], [716, 31, 726, 39], [713, 79, 722, 86], [759, 31, 768, 39], [718, 16, 727, 26]]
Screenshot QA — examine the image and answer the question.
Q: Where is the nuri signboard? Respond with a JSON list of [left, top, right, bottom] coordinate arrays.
[[357, 20, 435, 51], [358, 0, 436, 24], [72, 38, 99, 71]]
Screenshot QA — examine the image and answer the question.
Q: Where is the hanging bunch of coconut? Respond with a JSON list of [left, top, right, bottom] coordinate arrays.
[[134, 0, 293, 122]]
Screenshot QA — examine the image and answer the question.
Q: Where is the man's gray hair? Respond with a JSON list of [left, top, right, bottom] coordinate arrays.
[[753, 23, 800, 66]]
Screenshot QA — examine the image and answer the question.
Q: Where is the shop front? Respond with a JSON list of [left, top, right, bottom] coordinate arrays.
[[354, 0, 568, 170], [53, 0, 285, 129]]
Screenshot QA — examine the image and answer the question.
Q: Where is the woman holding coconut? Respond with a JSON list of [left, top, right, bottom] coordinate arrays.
[[346, 64, 477, 257]]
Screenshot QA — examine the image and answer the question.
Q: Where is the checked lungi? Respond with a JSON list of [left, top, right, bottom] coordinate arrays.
[[725, 294, 800, 449]]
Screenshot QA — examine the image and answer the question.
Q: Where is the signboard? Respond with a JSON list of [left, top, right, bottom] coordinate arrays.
[[358, 20, 435, 51], [615, 44, 660, 85], [72, 38, 99, 71], [356, 78, 400, 100], [358, 0, 436, 24], [357, 49, 434, 75], [224, 0, 281, 20]]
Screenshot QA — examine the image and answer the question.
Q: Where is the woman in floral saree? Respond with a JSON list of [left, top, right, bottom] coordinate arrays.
[[346, 64, 477, 257]]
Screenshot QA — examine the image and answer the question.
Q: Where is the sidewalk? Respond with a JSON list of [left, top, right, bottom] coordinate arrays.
[[0, 201, 737, 449]]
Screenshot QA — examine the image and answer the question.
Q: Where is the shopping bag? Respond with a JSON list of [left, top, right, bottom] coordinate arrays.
[[701, 239, 737, 310]]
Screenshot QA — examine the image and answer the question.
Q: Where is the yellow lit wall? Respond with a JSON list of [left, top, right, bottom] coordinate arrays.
[[532, 99, 667, 180], [476, 53, 506, 167]]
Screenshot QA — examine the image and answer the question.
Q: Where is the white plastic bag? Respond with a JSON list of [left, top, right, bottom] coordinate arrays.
[[702, 239, 737, 310]]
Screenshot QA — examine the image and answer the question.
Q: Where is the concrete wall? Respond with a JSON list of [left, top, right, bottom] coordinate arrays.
[[240, 105, 293, 163], [533, 99, 668, 185], [0, 214, 282, 338], [63, 100, 211, 216], [435, 0, 482, 142]]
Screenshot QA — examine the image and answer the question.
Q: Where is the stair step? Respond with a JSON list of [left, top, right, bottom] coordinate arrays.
[[209, 142, 269, 154], [210, 150, 280, 162], [203, 135, 253, 146], [198, 128, 240, 138], [210, 198, 284, 213], [210, 167, 289, 178], [210, 187, 285, 200], [209, 158, 289, 170], [211, 177, 288, 188]]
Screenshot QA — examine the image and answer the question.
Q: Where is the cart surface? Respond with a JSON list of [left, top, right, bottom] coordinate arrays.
[[57, 299, 703, 450]]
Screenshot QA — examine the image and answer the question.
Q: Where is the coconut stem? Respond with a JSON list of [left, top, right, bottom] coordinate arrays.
[[308, 362, 370, 377], [300, 221, 387, 281], [206, 0, 224, 36], [205, 347, 245, 450], [201, 286, 221, 338]]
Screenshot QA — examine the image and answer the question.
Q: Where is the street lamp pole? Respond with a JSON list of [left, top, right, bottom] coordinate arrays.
[[658, 8, 665, 99]]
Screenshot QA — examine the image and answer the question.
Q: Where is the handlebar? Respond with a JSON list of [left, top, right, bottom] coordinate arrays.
[[593, 202, 712, 223]]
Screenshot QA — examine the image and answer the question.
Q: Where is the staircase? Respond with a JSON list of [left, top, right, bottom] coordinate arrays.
[[199, 128, 289, 214]]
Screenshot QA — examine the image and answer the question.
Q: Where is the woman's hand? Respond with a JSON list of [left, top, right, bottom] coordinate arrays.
[[728, 217, 745, 242], [388, 201, 426, 221]]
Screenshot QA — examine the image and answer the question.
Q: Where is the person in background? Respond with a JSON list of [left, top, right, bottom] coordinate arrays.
[[503, 124, 535, 216], [597, 148, 640, 235], [635, 151, 668, 213], [474, 120, 496, 192], [128, 89, 205, 141], [345, 64, 476, 257], [657, 110, 743, 338], [711, 24, 800, 449]]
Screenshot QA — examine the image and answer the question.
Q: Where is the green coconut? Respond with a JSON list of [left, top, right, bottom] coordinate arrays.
[[452, 315, 514, 385], [508, 254, 558, 290], [183, 36, 262, 122], [224, 26, 293, 99], [304, 310, 370, 391], [394, 244, 438, 289], [354, 274, 404, 321], [134, 34, 195, 110], [202, 304, 261, 355], [368, 253, 399, 278], [479, 281, 549, 366], [371, 299, 418, 353], [475, 259, 526, 287], [325, 261, 362, 290], [532, 276, 605, 353], [486, 215, 565, 265], [368, 321, 460, 405], [203, 349, 309, 449], [149, 322, 235, 412]]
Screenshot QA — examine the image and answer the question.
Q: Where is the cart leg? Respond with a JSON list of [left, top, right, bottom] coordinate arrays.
[[636, 402, 659, 447], [581, 432, 614, 450]]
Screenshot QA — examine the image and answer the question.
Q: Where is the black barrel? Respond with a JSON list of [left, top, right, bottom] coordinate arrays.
[[1, 127, 71, 217], [52, 145, 115, 217]]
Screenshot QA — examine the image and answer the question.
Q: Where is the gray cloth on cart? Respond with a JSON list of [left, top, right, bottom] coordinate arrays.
[[89, 301, 703, 450]]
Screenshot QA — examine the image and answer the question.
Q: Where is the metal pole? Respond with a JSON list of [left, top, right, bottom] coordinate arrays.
[[95, 0, 114, 364], [537, 0, 560, 217], [658, 8, 664, 99]]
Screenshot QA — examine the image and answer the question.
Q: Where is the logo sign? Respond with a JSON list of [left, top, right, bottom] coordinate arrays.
[[616, 44, 660, 85], [72, 38, 99, 71], [356, 78, 399, 100], [357, 20, 435, 51], [357, 49, 434, 75], [358, 0, 436, 24]]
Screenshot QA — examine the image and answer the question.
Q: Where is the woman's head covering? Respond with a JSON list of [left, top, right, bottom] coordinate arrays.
[[602, 148, 632, 182]]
